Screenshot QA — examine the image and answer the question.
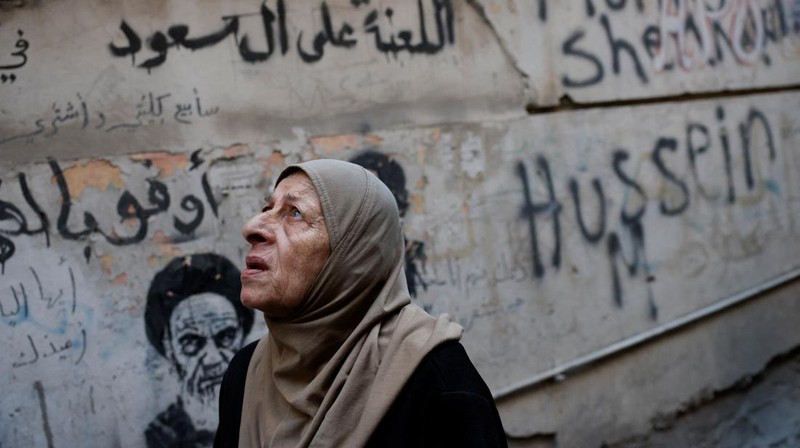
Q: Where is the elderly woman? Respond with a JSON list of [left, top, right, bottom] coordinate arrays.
[[215, 159, 506, 447]]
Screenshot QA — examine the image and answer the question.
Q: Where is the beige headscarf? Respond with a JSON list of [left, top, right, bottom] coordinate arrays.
[[238, 159, 463, 447]]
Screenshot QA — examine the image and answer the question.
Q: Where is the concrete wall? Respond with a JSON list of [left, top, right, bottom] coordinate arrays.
[[1, 1, 799, 447]]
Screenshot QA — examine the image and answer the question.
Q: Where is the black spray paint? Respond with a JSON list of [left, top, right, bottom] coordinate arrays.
[[516, 105, 778, 319], [0, 158, 221, 271], [109, 0, 455, 72]]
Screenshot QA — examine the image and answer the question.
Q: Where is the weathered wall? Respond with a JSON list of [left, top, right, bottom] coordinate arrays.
[[1, 1, 799, 447]]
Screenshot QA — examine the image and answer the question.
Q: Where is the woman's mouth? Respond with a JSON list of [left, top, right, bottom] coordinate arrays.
[[242, 255, 269, 277]]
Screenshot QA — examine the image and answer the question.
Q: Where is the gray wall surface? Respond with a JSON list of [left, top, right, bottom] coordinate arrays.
[[1, 1, 799, 447]]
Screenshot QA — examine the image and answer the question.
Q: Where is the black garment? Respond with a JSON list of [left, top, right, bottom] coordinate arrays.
[[146, 396, 215, 448], [215, 340, 258, 448], [214, 340, 507, 447], [365, 341, 508, 447]]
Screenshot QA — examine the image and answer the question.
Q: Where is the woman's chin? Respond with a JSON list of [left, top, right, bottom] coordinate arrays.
[[239, 291, 264, 311]]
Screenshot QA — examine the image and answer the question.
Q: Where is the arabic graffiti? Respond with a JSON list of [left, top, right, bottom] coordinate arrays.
[[0, 173, 50, 274], [405, 218, 533, 310], [105, 89, 219, 131], [109, 0, 455, 72], [516, 104, 779, 319], [2, 262, 89, 370], [0, 158, 219, 271], [0, 28, 29, 84], [52, 159, 217, 239], [0, 89, 219, 148]]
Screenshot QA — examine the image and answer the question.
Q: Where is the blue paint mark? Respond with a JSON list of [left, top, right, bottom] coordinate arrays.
[[2, 302, 94, 337], [765, 179, 781, 197], [641, 261, 657, 272], [794, 0, 800, 32]]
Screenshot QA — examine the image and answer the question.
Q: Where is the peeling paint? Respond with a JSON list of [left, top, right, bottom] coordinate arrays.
[[410, 193, 426, 214], [151, 231, 170, 245], [123, 216, 140, 229], [460, 132, 486, 179], [430, 128, 442, 143], [151, 230, 182, 257], [258, 150, 287, 178], [309, 133, 359, 155], [111, 273, 128, 286], [129, 152, 189, 177], [52, 160, 123, 199], [278, 128, 311, 157], [156, 244, 182, 257], [415, 143, 428, 168], [99, 253, 114, 276], [223, 144, 251, 159], [362, 134, 384, 146]]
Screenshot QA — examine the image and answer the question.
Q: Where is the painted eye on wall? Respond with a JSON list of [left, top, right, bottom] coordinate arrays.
[[214, 327, 238, 349], [179, 334, 206, 356]]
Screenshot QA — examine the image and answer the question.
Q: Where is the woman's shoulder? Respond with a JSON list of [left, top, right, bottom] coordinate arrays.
[[416, 340, 494, 398], [214, 339, 260, 448], [367, 341, 507, 447]]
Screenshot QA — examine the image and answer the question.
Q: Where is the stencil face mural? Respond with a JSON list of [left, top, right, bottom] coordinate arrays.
[[144, 253, 254, 448]]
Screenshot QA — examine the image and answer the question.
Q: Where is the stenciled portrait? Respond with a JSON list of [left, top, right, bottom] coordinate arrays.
[[144, 253, 254, 448]]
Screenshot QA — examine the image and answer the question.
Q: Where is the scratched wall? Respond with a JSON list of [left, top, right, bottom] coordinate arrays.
[[1, 1, 800, 447]]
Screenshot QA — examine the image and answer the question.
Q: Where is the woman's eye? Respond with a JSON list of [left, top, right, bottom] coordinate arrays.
[[291, 208, 303, 219]]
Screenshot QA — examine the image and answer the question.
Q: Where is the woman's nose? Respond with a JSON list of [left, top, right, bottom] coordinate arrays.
[[242, 212, 275, 245]]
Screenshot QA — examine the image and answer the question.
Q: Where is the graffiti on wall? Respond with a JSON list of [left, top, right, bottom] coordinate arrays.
[[144, 253, 254, 447], [0, 156, 220, 272], [0, 27, 28, 84], [109, 0, 456, 72], [515, 104, 779, 319], [0, 89, 796, 446], [0, 173, 48, 274], [653, 0, 791, 68], [3, 261, 89, 369], [0, 89, 219, 148], [555, 0, 800, 88], [0, 145, 253, 445]]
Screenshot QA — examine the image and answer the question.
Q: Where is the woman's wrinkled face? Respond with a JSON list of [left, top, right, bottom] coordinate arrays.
[[240, 172, 330, 318]]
